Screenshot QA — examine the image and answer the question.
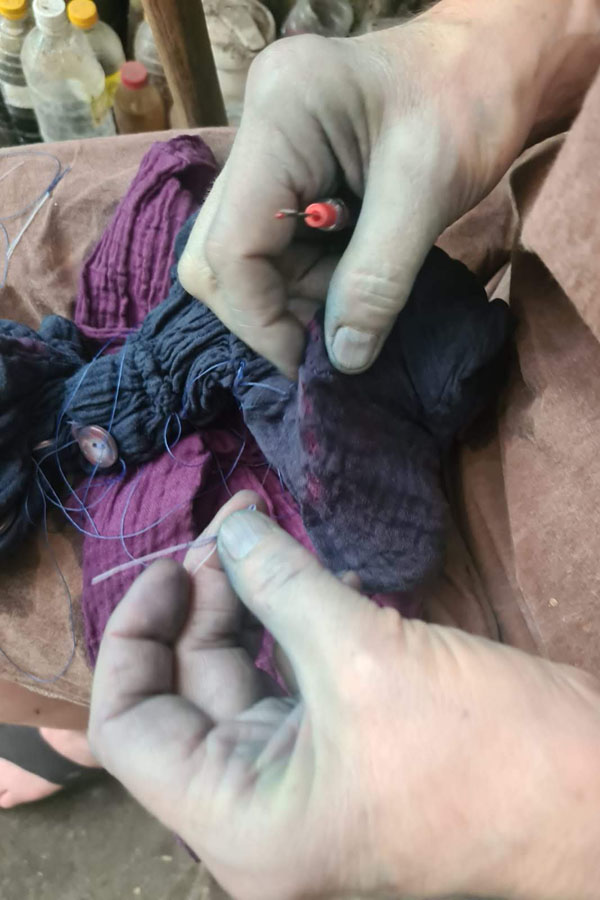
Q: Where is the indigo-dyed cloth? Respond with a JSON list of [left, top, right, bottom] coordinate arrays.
[[0, 315, 90, 548], [242, 244, 512, 592], [0, 215, 511, 593]]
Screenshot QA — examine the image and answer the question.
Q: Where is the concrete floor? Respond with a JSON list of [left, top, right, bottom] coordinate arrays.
[[0, 776, 230, 900]]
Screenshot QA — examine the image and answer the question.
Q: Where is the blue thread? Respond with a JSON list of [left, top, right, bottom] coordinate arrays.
[[58, 460, 127, 514], [52, 339, 114, 534], [118, 473, 143, 562], [224, 433, 246, 481], [180, 360, 229, 418], [79, 347, 126, 510], [0, 149, 65, 222], [0, 150, 71, 290], [163, 413, 206, 469], [35, 463, 203, 544], [233, 359, 246, 390], [179, 354, 290, 422]]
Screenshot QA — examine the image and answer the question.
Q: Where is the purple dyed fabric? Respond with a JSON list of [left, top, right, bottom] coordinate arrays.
[[71, 134, 418, 674], [241, 247, 512, 593], [80, 424, 319, 676], [75, 135, 217, 343], [56, 220, 510, 595], [80, 417, 414, 677]]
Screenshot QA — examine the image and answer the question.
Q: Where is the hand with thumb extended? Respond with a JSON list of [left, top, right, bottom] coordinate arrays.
[[178, 0, 573, 377], [89, 491, 600, 900]]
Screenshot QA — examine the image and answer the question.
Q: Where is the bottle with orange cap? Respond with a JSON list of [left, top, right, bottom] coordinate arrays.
[[66, 0, 123, 76], [0, 0, 40, 143], [113, 59, 166, 135]]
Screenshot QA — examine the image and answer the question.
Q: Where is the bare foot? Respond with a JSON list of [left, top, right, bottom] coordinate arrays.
[[0, 727, 100, 809]]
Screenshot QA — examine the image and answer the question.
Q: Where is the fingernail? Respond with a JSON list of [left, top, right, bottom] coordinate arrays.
[[331, 327, 378, 371], [219, 510, 274, 560]]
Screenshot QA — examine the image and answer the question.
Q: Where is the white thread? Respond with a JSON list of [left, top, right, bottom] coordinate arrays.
[[91, 535, 217, 585], [191, 543, 218, 574]]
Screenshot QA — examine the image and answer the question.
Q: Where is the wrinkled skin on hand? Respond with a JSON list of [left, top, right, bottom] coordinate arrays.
[[179, 14, 535, 377], [90, 492, 600, 900]]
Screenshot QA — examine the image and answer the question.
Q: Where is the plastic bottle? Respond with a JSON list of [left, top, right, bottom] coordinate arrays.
[[21, 0, 116, 142], [0, 0, 41, 144], [133, 17, 170, 116], [95, 0, 126, 49], [113, 60, 166, 135], [67, 0, 124, 76], [126, 0, 142, 59], [281, 0, 353, 37], [204, 0, 275, 126]]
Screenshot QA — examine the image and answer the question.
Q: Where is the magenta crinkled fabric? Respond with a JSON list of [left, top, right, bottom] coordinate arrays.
[[81, 425, 316, 677], [74, 135, 217, 343]]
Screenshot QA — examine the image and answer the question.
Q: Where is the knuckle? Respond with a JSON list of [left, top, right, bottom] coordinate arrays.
[[246, 42, 294, 103], [338, 607, 405, 695], [203, 232, 228, 271], [340, 268, 408, 322], [178, 249, 218, 301], [247, 35, 329, 103], [243, 540, 319, 609]]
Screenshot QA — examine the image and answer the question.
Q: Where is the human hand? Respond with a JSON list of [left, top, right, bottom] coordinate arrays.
[[89, 492, 600, 900], [178, 0, 595, 377]]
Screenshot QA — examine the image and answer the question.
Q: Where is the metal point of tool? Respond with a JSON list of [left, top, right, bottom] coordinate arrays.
[[274, 209, 309, 219]]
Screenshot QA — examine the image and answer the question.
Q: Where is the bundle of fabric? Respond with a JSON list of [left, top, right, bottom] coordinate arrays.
[[0, 177, 512, 596]]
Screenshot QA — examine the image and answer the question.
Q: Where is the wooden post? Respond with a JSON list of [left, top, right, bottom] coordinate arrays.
[[140, 0, 227, 128]]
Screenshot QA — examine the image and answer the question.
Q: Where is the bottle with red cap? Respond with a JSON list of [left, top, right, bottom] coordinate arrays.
[[113, 59, 166, 135]]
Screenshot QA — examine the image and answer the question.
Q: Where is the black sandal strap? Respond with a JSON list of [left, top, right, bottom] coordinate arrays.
[[0, 724, 100, 787]]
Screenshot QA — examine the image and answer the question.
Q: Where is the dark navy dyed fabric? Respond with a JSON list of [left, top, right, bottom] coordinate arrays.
[[0, 204, 511, 592]]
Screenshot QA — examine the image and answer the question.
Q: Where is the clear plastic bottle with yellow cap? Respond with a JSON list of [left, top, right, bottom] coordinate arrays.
[[67, 0, 123, 76], [21, 0, 115, 141], [0, 0, 40, 143]]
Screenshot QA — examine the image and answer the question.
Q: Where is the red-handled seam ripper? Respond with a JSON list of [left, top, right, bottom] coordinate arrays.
[[275, 197, 352, 232]]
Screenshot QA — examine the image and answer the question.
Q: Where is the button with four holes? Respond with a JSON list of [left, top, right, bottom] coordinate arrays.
[[72, 424, 118, 469]]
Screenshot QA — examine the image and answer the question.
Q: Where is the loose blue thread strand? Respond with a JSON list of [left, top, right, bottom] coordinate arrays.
[[6, 320, 294, 680], [0, 149, 71, 290]]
